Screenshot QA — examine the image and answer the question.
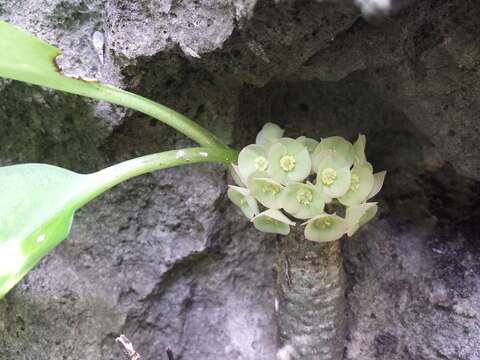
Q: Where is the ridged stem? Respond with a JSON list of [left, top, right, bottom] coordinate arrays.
[[276, 227, 346, 360]]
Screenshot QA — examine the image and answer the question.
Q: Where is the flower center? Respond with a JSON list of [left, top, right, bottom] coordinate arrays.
[[296, 189, 313, 205], [262, 183, 281, 195], [349, 174, 360, 192], [321, 167, 337, 186], [314, 217, 332, 230], [254, 156, 268, 171], [279, 155, 296, 172]]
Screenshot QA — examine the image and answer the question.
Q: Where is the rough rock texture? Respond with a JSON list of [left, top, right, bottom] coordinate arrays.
[[1, 0, 480, 359]]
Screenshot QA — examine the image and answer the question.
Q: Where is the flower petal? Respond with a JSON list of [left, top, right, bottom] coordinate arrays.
[[227, 186, 259, 219], [268, 138, 311, 184], [238, 144, 269, 181], [248, 177, 285, 209], [252, 209, 295, 235], [296, 136, 319, 154], [345, 202, 378, 236], [315, 153, 351, 198], [282, 182, 325, 219], [256, 122, 284, 149], [304, 214, 348, 242], [338, 164, 375, 206], [230, 164, 247, 187], [313, 136, 354, 167], [368, 170, 386, 199], [353, 134, 367, 166]]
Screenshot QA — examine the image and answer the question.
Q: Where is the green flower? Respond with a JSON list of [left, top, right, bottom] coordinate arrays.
[[230, 164, 247, 187], [238, 144, 269, 181], [227, 186, 259, 219], [303, 213, 348, 242], [315, 152, 351, 198], [256, 122, 284, 149], [353, 134, 366, 166], [268, 138, 311, 184], [345, 202, 378, 236], [296, 136, 318, 154], [368, 170, 386, 200], [282, 182, 325, 219], [338, 163, 374, 206], [252, 209, 295, 235], [312, 136, 354, 169], [248, 176, 285, 209]]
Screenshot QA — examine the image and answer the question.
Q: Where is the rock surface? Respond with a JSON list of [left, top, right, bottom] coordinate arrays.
[[1, 0, 480, 359]]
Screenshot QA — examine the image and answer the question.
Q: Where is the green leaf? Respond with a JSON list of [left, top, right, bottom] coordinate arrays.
[[0, 21, 225, 148], [0, 147, 239, 299], [0, 164, 87, 299]]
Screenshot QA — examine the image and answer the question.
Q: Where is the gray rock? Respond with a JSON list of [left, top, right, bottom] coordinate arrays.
[[1, 0, 480, 359]]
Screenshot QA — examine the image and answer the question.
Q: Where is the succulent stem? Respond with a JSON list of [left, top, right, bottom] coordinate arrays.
[[276, 227, 346, 360]]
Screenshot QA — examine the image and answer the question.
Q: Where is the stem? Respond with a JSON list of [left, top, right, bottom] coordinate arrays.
[[80, 147, 238, 207], [276, 227, 346, 360], [93, 85, 228, 149]]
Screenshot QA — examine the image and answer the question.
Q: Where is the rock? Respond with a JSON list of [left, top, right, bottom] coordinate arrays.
[[1, 0, 480, 359]]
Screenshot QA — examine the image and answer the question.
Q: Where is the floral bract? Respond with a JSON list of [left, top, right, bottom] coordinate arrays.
[[338, 163, 374, 206], [249, 176, 285, 209], [256, 122, 284, 149], [315, 152, 351, 198], [353, 134, 367, 166], [304, 214, 348, 242], [345, 202, 378, 236], [253, 209, 295, 235], [283, 182, 325, 219], [238, 144, 269, 182], [312, 136, 354, 168], [228, 123, 385, 242], [227, 186, 259, 219], [268, 138, 311, 184]]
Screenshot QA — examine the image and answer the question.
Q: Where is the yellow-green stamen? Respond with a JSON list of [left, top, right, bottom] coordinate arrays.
[[280, 155, 296, 172], [296, 189, 313, 205], [349, 173, 360, 192], [254, 156, 268, 171], [321, 167, 337, 186], [314, 217, 332, 230], [262, 184, 280, 195]]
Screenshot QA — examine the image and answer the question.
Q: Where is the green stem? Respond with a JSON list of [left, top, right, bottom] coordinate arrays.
[[91, 85, 228, 149], [0, 20, 228, 149], [81, 146, 238, 207]]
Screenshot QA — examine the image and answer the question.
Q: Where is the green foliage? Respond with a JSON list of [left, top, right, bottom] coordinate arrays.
[[0, 21, 238, 299], [228, 123, 386, 242], [0, 21, 225, 148], [0, 147, 237, 299]]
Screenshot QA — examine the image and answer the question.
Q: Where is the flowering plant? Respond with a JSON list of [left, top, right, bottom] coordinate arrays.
[[228, 123, 386, 242]]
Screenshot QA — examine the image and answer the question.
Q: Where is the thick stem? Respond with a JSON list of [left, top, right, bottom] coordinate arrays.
[[276, 227, 346, 360], [80, 146, 238, 207]]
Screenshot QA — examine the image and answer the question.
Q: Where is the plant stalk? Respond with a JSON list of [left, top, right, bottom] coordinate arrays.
[[80, 146, 238, 207], [276, 227, 346, 360]]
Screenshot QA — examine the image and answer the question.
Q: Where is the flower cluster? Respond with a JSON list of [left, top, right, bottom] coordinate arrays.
[[228, 123, 386, 242]]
